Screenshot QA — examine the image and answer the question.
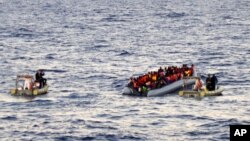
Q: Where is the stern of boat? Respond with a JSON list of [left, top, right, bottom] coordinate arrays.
[[10, 89, 17, 95], [33, 85, 49, 95]]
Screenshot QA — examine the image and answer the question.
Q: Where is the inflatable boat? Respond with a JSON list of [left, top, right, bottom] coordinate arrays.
[[123, 70, 197, 97], [123, 78, 196, 97], [9, 75, 49, 96], [178, 86, 223, 97], [10, 85, 49, 96]]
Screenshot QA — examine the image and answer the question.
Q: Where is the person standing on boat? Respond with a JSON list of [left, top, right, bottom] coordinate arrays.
[[128, 77, 133, 87], [35, 70, 42, 88], [206, 74, 213, 91], [41, 70, 47, 87], [193, 77, 202, 91], [35, 70, 46, 88], [190, 64, 194, 76], [211, 74, 218, 90], [23, 76, 33, 90]]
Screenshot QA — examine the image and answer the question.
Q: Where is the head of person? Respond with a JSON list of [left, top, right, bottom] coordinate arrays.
[[40, 70, 44, 76], [208, 74, 211, 78]]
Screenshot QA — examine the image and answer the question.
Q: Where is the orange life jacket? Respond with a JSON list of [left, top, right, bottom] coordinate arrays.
[[133, 82, 138, 88], [152, 74, 157, 81], [170, 75, 175, 81]]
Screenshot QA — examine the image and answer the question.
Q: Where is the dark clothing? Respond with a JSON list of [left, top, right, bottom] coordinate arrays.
[[158, 67, 164, 73], [206, 77, 213, 91], [35, 71, 46, 88], [211, 75, 218, 90], [35, 72, 41, 81]]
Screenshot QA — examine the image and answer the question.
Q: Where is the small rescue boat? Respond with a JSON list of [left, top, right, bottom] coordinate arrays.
[[178, 86, 223, 97], [9, 75, 49, 96]]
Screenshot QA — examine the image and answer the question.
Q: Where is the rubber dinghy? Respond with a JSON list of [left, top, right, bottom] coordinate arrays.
[[178, 86, 224, 97], [123, 70, 197, 97], [9, 75, 49, 96], [10, 85, 49, 96]]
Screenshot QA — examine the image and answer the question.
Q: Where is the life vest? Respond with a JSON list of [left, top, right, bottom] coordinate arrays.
[[185, 70, 190, 76], [170, 75, 175, 82], [148, 74, 152, 80], [173, 74, 178, 81], [177, 73, 181, 80], [166, 76, 171, 82], [152, 75, 157, 81], [138, 77, 144, 85], [133, 82, 138, 88], [143, 75, 147, 82]]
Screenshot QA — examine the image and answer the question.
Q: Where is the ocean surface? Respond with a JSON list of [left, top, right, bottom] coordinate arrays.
[[0, 0, 250, 140]]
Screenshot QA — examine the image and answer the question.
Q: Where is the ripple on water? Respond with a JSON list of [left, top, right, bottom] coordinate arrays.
[[1, 116, 17, 120]]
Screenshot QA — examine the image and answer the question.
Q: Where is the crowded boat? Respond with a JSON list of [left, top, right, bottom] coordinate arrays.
[[124, 64, 196, 96]]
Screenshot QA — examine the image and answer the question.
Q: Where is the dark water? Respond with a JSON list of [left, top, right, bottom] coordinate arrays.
[[0, 0, 250, 140]]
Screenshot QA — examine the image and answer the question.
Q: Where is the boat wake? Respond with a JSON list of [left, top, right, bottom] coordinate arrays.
[[0, 93, 33, 102]]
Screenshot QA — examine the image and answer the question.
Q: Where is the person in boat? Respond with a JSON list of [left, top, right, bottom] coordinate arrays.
[[23, 75, 33, 90], [182, 64, 189, 77], [152, 72, 157, 82], [128, 64, 196, 93], [211, 74, 218, 90], [206, 74, 213, 91], [141, 85, 148, 94], [41, 71, 47, 87], [190, 64, 194, 76], [158, 67, 164, 76], [128, 77, 133, 87], [164, 67, 168, 74], [158, 79, 166, 88], [184, 67, 192, 77], [35, 70, 47, 88], [35, 70, 42, 88], [133, 79, 138, 90], [193, 77, 202, 91], [165, 75, 171, 84]]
